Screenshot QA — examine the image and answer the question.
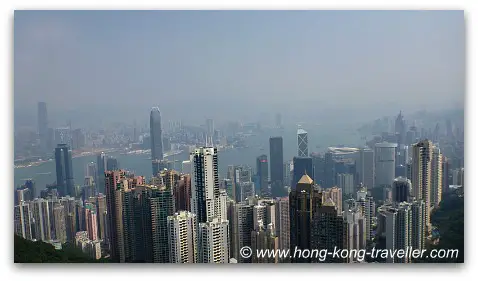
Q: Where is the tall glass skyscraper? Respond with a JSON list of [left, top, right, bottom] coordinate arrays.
[[297, 127, 308, 157], [55, 144, 74, 197], [269, 137, 284, 197], [150, 107, 164, 161]]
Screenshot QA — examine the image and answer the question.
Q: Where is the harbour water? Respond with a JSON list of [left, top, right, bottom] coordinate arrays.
[[14, 126, 363, 195]]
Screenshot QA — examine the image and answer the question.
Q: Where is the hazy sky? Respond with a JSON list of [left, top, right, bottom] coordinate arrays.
[[14, 10, 465, 127]]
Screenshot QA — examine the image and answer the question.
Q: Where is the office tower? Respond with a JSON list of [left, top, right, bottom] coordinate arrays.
[[336, 173, 354, 197], [289, 174, 323, 263], [392, 177, 411, 204], [310, 153, 325, 186], [431, 146, 443, 209], [357, 148, 374, 189], [275, 197, 290, 256], [395, 164, 407, 178], [442, 156, 450, 194], [96, 194, 107, 242], [411, 140, 433, 233], [150, 107, 164, 161], [396, 145, 410, 166], [374, 142, 398, 190], [190, 147, 220, 223], [291, 157, 313, 191], [30, 198, 51, 241], [256, 155, 269, 197], [283, 161, 293, 191], [198, 217, 230, 263], [231, 165, 253, 202], [395, 111, 406, 146], [411, 200, 426, 250], [14, 202, 33, 240], [85, 203, 98, 241], [96, 152, 107, 194], [251, 223, 279, 263], [323, 187, 343, 213], [312, 199, 346, 263], [37, 102, 49, 152], [231, 202, 253, 262], [54, 127, 72, 148], [324, 151, 336, 188], [55, 144, 75, 197], [275, 113, 282, 128], [182, 160, 192, 174], [174, 174, 191, 212], [269, 137, 284, 197], [167, 211, 197, 263], [106, 157, 119, 171], [297, 127, 308, 157], [356, 187, 375, 242], [150, 185, 175, 263], [53, 205, 67, 243]]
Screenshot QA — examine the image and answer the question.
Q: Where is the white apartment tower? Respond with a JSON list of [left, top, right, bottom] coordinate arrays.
[[198, 217, 230, 263], [167, 211, 197, 263]]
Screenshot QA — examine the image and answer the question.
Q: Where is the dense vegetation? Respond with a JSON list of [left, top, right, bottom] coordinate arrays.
[[416, 188, 464, 263], [14, 235, 109, 263]]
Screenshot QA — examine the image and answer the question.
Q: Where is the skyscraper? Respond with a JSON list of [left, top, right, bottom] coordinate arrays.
[[54, 127, 72, 148], [291, 157, 313, 191], [198, 217, 230, 263], [96, 152, 107, 194], [150, 186, 175, 263], [357, 148, 374, 189], [324, 151, 336, 188], [96, 193, 107, 243], [106, 157, 119, 171], [37, 102, 49, 153], [311, 153, 325, 186], [150, 107, 164, 161], [190, 147, 220, 224], [336, 173, 354, 197], [374, 142, 398, 191], [55, 144, 75, 197], [275, 197, 290, 258], [174, 174, 191, 212], [14, 202, 33, 240], [167, 211, 197, 263], [269, 137, 284, 197], [431, 146, 443, 209], [256, 155, 269, 197], [289, 174, 323, 263], [411, 140, 433, 233], [232, 202, 254, 263], [323, 186, 343, 213], [297, 127, 308, 157]]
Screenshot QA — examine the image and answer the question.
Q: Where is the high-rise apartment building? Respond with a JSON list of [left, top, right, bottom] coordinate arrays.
[[198, 217, 230, 263], [85, 202, 98, 241], [232, 202, 254, 263], [174, 174, 191, 212], [150, 107, 164, 161], [167, 211, 197, 263], [190, 147, 220, 224], [30, 198, 51, 242], [431, 146, 443, 209], [275, 197, 290, 259], [411, 140, 433, 233], [269, 137, 284, 197], [14, 202, 33, 240], [96, 152, 108, 194], [323, 186, 343, 213]]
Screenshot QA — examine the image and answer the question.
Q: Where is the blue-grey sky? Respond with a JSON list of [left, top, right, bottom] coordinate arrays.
[[14, 10, 465, 127]]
